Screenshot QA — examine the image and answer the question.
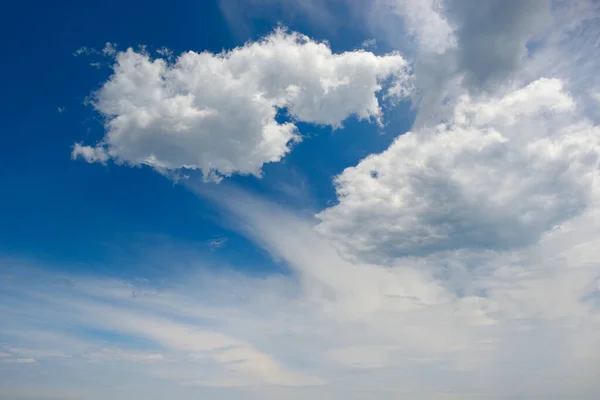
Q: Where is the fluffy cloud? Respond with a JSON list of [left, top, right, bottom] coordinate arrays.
[[316, 78, 600, 261], [72, 29, 411, 180]]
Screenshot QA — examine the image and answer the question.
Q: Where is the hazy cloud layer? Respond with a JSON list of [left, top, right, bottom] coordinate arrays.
[[2, 186, 600, 398]]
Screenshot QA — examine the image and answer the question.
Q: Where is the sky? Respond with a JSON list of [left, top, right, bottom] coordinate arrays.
[[1, 0, 600, 399]]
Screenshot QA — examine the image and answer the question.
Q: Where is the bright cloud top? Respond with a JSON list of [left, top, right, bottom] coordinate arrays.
[[72, 29, 411, 181]]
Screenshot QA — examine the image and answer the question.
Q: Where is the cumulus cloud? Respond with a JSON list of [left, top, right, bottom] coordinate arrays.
[[316, 77, 600, 261], [72, 29, 411, 181]]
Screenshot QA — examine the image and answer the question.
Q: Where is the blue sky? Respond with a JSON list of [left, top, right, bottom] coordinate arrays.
[[1, 1, 600, 399]]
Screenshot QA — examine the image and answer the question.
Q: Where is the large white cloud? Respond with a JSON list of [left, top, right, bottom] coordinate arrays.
[[72, 29, 411, 181], [316, 78, 600, 262]]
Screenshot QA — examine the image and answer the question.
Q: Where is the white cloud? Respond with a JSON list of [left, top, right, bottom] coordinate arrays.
[[102, 42, 117, 56], [83, 348, 163, 362], [207, 237, 228, 249], [4, 357, 36, 364], [71, 142, 109, 164], [316, 77, 599, 262], [0, 265, 324, 390], [1, 346, 67, 359], [156, 46, 174, 60], [74, 43, 118, 58], [359, 38, 377, 49], [73, 46, 97, 57], [523, 1, 600, 121], [72, 29, 411, 181], [376, 0, 456, 54]]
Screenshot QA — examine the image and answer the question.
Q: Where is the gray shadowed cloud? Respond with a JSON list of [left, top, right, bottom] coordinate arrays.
[[446, 0, 551, 92]]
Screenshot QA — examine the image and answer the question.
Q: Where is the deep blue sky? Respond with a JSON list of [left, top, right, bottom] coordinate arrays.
[[0, 0, 413, 277]]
